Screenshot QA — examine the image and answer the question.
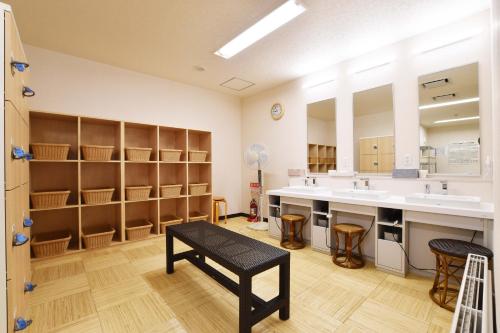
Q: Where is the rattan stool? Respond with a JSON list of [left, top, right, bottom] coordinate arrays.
[[429, 238, 493, 311], [280, 214, 306, 250], [212, 196, 227, 224], [332, 223, 365, 269]]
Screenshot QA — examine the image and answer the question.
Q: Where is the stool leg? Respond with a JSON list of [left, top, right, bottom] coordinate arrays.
[[333, 230, 340, 261], [224, 200, 227, 224], [345, 234, 353, 266], [356, 234, 364, 265], [289, 223, 295, 245], [215, 202, 220, 224]]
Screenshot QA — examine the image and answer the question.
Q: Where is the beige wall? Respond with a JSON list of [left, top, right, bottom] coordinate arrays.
[[307, 117, 336, 146], [24, 45, 243, 214]]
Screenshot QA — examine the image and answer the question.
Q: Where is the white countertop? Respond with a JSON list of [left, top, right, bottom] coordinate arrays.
[[267, 189, 494, 219]]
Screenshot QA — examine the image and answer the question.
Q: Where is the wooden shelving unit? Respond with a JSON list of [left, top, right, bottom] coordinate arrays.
[[308, 143, 336, 173], [29, 111, 212, 258]]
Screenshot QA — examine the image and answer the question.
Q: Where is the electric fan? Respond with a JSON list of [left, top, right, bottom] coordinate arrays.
[[244, 144, 269, 231]]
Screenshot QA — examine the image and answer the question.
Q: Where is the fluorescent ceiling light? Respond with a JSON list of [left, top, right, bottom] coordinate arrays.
[[352, 59, 393, 75], [434, 116, 479, 124], [215, 0, 306, 59], [418, 97, 479, 110], [302, 78, 336, 89], [418, 29, 483, 55]]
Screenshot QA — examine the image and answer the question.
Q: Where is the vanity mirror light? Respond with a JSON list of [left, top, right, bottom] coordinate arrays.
[[307, 98, 336, 174], [418, 63, 480, 176], [353, 84, 395, 174]]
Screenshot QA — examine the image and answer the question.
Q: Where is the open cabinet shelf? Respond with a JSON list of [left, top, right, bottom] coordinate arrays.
[[29, 111, 212, 260]]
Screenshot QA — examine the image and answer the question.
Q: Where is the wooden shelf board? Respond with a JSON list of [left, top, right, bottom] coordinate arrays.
[[125, 198, 159, 204], [80, 160, 121, 163], [30, 159, 78, 163], [125, 160, 158, 164], [159, 161, 187, 164], [159, 195, 188, 200], [188, 193, 212, 197], [187, 161, 211, 164], [81, 201, 122, 208], [30, 204, 79, 212], [377, 221, 403, 228]]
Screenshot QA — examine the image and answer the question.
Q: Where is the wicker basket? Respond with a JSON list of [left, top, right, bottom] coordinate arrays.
[[81, 145, 114, 161], [125, 186, 152, 201], [189, 212, 209, 222], [160, 185, 183, 198], [189, 183, 208, 196], [82, 225, 116, 249], [126, 220, 153, 240], [125, 147, 152, 161], [30, 190, 71, 209], [31, 143, 71, 160], [81, 188, 115, 204], [31, 231, 72, 258], [160, 149, 182, 162], [160, 215, 183, 234], [189, 150, 208, 162]]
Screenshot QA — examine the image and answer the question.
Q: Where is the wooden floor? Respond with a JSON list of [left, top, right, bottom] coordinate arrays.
[[26, 217, 453, 333]]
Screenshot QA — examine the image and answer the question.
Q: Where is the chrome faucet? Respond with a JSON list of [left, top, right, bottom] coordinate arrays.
[[440, 181, 448, 195], [359, 177, 370, 190], [353, 180, 358, 190], [305, 177, 317, 187], [425, 184, 431, 194]]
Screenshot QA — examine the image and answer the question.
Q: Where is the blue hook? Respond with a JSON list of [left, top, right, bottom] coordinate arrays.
[[23, 217, 33, 228], [24, 282, 37, 293], [12, 146, 25, 159], [10, 61, 29, 72], [14, 318, 32, 331], [22, 86, 35, 97], [13, 233, 29, 246]]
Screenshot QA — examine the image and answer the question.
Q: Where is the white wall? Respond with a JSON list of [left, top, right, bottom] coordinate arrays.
[[24, 45, 243, 214], [307, 117, 336, 146]]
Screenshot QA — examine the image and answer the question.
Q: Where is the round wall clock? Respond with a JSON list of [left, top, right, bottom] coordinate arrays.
[[270, 103, 284, 120]]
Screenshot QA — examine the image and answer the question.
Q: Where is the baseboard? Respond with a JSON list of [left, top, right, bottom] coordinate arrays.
[[222, 213, 268, 222]]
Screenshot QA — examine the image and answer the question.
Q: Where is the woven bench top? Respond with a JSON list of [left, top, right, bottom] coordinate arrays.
[[167, 222, 289, 274]]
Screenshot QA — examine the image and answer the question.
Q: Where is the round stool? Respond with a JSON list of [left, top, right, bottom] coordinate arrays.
[[332, 223, 365, 269], [212, 196, 227, 224], [280, 214, 306, 250], [429, 238, 493, 311]]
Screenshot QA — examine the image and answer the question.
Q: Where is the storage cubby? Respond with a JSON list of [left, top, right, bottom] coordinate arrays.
[[81, 118, 121, 160], [125, 123, 158, 161], [29, 162, 79, 207], [377, 225, 402, 243], [30, 113, 79, 160], [188, 163, 211, 195], [377, 207, 403, 225], [188, 130, 211, 162], [125, 200, 159, 235], [307, 143, 336, 174], [81, 204, 122, 243], [269, 195, 280, 207], [313, 200, 329, 214], [159, 127, 187, 162], [125, 163, 158, 199], [160, 164, 187, 196], [30, 208, 80, 251], [81, 163, 121, 203], [188, 196, 211, 222], [160, 197, 187, 223]]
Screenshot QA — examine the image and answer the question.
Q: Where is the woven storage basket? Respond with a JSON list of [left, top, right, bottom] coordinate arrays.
[[160, 149, 182, 162], [81, 188, 115, 204], [30, 190, 71, 209], [160, 185, 183, 198], [160, 215, 183, 234], [189, 183, 208, 196], [189, 212, 209, 222], [125, 147, 152, 161], [82, 225, 115, 249], [81, 145, 114, 161], [31, 143, 71, 160], [125, 186, 152, 201], [189, 150, 208, 162], [126, 220, 153, 240], [31, 231, 72, 258]]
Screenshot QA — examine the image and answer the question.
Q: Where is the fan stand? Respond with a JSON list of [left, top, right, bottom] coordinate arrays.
[[248, 167, 269, 231]]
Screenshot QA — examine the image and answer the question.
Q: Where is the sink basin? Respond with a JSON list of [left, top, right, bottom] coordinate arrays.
[[280, 186, 332, 194], [405, 193, 481, 209], [331, 189, 389, 200]]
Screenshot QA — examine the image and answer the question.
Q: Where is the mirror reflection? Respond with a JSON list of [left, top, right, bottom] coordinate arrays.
[[418, 63, 480, 175], [353, 84, 394, 174], [307, 98, 336, 174]]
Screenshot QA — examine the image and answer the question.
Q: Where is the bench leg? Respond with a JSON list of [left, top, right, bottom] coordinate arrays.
[[279, 260, 290, 320], [166, 232, 174, 274], [239, 275, 252, 333]]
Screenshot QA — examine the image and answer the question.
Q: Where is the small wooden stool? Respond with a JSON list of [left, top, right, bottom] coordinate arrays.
[[280, 214, 306, 250], [332, 223, 365, 269], [429, 238, 493, 311], [212, 196, 227, 224]]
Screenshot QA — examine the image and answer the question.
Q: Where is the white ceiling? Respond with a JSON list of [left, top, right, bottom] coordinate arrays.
[[6, 0, 490, 97]]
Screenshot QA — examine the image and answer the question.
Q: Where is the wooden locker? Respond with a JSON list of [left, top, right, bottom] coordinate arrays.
[[5, 101, 22, 190], [378, 136, 394, 154], [7, 279, 15, 333], [378, 153, 394, 173], [359, 154, 378, 173], [20, 120, 29, 185], [5, 188, 18, 281], [359, 137, 378, 155]]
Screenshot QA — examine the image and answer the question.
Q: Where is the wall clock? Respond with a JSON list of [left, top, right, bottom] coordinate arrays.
[[271, 103, 284, 120]]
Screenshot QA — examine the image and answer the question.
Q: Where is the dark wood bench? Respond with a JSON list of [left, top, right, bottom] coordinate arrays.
[[166, 221, 290, 333]]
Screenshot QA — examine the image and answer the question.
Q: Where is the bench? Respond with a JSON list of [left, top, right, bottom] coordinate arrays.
[[166, 221, 290, 333]]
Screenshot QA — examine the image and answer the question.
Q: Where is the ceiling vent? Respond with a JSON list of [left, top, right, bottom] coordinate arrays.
[[220, 77, 255, 91], [422, 78, 449, 89], [432, 93, 456, 101]]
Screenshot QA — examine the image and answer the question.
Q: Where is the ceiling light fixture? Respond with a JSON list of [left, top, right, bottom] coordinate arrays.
[[418, 29, 483, 55], [302, 78, 336, 89], [352, 59, 393, 75], [214, 0, 306, 59], [434, 116, 480, 124], [419, 97, 479, 110]]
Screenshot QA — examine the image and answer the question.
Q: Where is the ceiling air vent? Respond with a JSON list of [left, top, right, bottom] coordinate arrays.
[[422, 78, 449, 89], [432, 93, 456, 101], [220, 77, 255, 91]]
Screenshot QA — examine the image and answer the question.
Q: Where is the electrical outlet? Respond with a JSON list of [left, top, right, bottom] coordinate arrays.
[[404, 154, 412, 167]]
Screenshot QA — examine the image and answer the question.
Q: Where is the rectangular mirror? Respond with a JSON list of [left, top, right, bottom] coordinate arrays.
[[418, 63, 480, 176], [307, 98, 336, 174], [353, 84, 394, 174]]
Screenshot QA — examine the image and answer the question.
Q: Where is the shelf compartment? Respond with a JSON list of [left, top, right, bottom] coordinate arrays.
[[30, 208, 80, 253], [313, 200, 329, 214], [30, 162, 78, 206], [125, 163, 158, 198], [377, 207, 403, 225], [82, 204, 122, 243], [188, 196, 211, 222], [82, 225, 116, 249], [81, 162, 121, 202], [160, 197, 187, 232], [125, 200, 159, 235], [188, 163, 211, 194], [159, 163, 187, 196], [188, 130, 211, 162], [125, 123, 158, 161], [159, 127, 186, 162], [81, 118, 121, 160], [30, 112, 79, 160]]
